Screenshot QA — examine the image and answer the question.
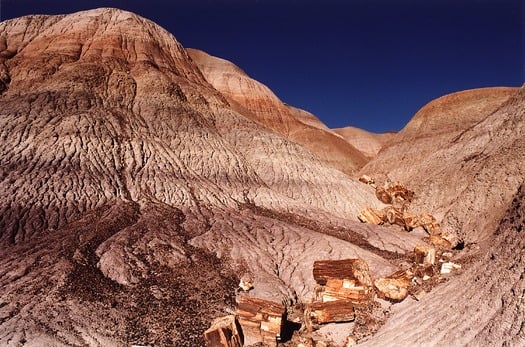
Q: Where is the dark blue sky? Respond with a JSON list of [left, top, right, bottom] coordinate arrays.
[[2, 0, 524, 132]]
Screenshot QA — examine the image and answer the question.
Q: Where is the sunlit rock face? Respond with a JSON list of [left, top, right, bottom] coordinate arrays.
[[1, 7, 523, 347]]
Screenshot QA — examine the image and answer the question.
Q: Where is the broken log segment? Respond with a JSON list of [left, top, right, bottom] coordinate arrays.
[[236, 296, 285, 347], [313, 259, 373, 287], [204, 315, 242, 347], [306, 300, 355, 325], [316, 278, 371, 303]]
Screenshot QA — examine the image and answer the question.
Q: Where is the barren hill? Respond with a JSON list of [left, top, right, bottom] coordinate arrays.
[[360, 87, 523, 243], [359, 86, 525, 345], [333, 126, 395, 159], [187, 48, 369, 175], [0, 7, 523, 347], [0, 8, 413, 346]]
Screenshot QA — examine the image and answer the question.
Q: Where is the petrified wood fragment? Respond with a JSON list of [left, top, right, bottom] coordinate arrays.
[[313, 259, 373, 287], [375, 181, 415, 206], [204, 315, 242, 347], [374, 270, 413, 302], [236, 296, 285, 347], [357, 208, 385, 225], [306, 300, 355, 325], [417, 213, 441, 234], [428, 235, 453, 249], [414, 244, 436, 265], [384, 206, 406, 227]]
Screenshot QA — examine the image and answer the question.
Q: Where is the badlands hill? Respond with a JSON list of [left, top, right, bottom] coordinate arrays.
[[360, 87, 523, 243], [0, 7, 523, 347], [333, 127, 395, 159], [187, 48, 369, 175]]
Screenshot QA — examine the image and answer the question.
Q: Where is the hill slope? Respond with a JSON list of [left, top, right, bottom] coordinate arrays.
[[0, 8, 413, 346], [187, 48, 369, 175], [360, 87, 522, 243]]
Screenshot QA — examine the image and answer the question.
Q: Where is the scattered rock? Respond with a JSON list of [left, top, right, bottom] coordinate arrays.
[[414, 244, 436, 265], [440, 262, 462, 274]]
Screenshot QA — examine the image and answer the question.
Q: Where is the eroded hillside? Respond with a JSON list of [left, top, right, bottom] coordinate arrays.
[[0, 8, 408, 347]]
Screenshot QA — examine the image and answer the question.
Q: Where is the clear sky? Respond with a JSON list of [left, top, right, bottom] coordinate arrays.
[[2, 0, 524, 133]]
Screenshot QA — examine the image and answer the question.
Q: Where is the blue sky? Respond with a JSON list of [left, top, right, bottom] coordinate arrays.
[[2, 0, 524, 133]]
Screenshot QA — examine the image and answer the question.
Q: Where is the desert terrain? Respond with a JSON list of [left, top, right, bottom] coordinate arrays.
[[0, 8, 523, 347]]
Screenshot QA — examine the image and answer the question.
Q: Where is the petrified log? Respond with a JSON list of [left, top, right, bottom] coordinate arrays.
[[414, 244, 436, 265], [316, 278, 371, 303], [306, 300, 355, 325], [236, 296, 285, 347], [313, 259, 373, 287], [204, 315, 242, 347], [357, 208, 385, 225]]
